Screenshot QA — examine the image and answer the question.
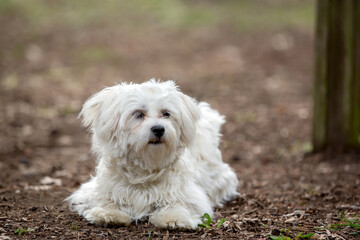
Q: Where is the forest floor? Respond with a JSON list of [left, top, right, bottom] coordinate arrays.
[[0, 1, 359, 239]]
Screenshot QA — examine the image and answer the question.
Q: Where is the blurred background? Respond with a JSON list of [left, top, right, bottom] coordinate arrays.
[[0, 0, 314, 165]]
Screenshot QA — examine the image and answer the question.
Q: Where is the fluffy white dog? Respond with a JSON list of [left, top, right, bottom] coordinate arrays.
[[67, 79, 238, 229]]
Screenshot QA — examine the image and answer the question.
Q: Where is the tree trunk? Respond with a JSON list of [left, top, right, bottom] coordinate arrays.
[[312, 0, 360, 153]]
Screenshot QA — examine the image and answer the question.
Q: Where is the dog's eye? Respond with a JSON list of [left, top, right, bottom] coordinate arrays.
[[162, 111, 171, 118], [134, 111, 145, 119]]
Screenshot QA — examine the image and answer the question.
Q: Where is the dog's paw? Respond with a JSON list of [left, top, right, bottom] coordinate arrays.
[[150, 206, 201, 229], [85, 207, 131, 226]]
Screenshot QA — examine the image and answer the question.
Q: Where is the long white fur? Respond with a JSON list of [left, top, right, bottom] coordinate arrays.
[[66, 79, 238, 229]]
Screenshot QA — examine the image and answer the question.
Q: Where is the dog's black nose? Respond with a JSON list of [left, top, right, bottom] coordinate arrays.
[[151, 125, 165, 138]]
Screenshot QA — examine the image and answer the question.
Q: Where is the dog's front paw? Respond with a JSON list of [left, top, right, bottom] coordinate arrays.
[[150, 205, 201, 229], [85, 207, 131, 226]]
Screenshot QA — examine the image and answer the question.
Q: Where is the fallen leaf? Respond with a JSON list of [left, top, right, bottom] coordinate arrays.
[[40, 176, 62, 186], [285, 216, 298, 223]]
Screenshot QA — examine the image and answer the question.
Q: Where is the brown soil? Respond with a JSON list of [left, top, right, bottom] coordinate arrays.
[[0, 8, 359, 240]]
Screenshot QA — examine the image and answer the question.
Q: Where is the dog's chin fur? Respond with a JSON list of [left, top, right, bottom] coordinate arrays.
[[66, 79, 239, 229]]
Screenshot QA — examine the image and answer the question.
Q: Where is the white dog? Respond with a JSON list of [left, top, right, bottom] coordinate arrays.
[[66, 80, 238, 229]]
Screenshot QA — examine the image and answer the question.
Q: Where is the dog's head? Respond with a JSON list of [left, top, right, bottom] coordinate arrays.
[[80, 79, 199, 170]]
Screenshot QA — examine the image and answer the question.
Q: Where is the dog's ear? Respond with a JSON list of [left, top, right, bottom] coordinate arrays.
[[79, 86, 119, 130], [179, 93, 200, 145]]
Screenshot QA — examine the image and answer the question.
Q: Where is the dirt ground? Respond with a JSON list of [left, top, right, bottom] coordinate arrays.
[[0, 1, 359, 239]]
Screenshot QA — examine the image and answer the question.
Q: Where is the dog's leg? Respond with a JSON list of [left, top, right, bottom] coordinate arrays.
[[149, 204, 202, 229], [84, 204, 131, 226]]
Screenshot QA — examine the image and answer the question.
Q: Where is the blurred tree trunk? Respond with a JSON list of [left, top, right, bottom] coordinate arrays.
[[313, 0, 360, 153]]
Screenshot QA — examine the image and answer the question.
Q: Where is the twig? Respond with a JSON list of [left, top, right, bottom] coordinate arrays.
[[243, 209, 257, 215], [0, 203, 12, 207], [220, 210, 239, 214]]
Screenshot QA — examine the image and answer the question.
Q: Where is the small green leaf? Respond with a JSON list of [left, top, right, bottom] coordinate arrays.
[[201, 213, 212, 225], [198, 223, 211, 229], [198, 213, 213, 229], [268, 235, 291, 240], [148, 230, 154, 240], [199, 213, 213, 229], [348, 223, 360, 229], [297, 232, 315, 239], [268, 235, 280, 240], [15, 227, 27, 236], [216, 218, 226, 228]]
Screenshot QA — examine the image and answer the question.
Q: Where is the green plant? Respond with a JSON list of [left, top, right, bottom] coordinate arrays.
[[216, 218, 227, 228], [70, 223, 78, 231], [268, 228, 294, 240], [15, 228, 26, 236], [268, 235, 291, 240], [198, 213, 227, 229], [315, 213, 360, 237], [199, 213, 213, 229], [295, 232, 315, 239], [329, 213, 360, 235], [15, 227, 34, 236], [148, 230, 154, 240]]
